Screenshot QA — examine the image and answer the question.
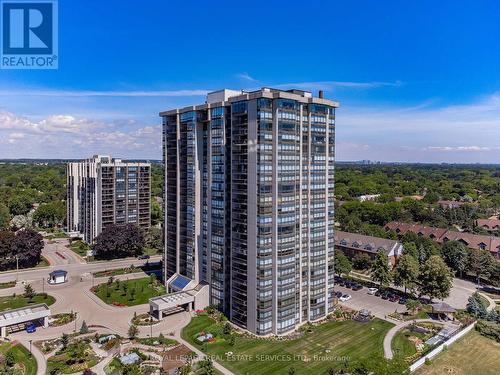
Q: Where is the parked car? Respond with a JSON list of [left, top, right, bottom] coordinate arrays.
[[345, 281, 353, 288], [389, 294, 400, 302], [352, 284, 363, 291], [367, 287, 378, 295], [399, 297, 408, 305], [381, 292, 390, 300], [338, 279, 346, 286], [334, 291, 343, 298], [375, 289, 383, 297], [26, 323, 36, 333], [339, 294, 352, 302], [138, 254, 150, 260]]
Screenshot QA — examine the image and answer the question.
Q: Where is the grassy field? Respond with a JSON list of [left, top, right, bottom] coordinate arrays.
[[0, 341, 37, 375], [182, 314, 395, 375], [0, 293, 55, 312], [93, 277, 165, 306], [416, 331, 500, 375]]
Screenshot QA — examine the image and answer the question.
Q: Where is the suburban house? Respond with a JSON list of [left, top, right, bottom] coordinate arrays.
[[334, 230, 404, 268], [476, 218, 500, 231], [437, 200, 466, 209], [385, 221, 500, 259]]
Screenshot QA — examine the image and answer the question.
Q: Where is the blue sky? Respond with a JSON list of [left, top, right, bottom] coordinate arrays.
[[1, 0, 500, 162]]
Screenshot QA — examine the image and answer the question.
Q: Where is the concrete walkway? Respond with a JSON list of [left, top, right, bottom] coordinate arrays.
[[383, 318, 458, 359], [478, 291, 496, 312]]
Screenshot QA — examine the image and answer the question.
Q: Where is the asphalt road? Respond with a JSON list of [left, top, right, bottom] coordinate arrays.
[[0, 238, 162, 284]]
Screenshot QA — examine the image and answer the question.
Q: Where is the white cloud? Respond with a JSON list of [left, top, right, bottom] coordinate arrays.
[[0, 110, 161, 159], [338, 93, 500, 162], [274, 80, 403, 91], [236, 73, 258, 82]]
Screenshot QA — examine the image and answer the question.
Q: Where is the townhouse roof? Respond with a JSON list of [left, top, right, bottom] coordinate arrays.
[[385, 221, 500, 256], [477, 218, 500, 230], [334, 230, 402, 255]]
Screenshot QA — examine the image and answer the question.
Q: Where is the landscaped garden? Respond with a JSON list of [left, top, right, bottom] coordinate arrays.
[[182, 310, 402, 375], [0, 341, 37, 375], [46, 338, 100, 374], [0, 281, 16, 289], [391, 322, 442, 362], [92, 275, 165, 306], [0, 292, 55, 311], [49, 312, 77, 327], [415, 330, 500, 375]]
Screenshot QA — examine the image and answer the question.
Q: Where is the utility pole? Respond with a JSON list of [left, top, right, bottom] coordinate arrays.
[[16, 256, 19, 282]]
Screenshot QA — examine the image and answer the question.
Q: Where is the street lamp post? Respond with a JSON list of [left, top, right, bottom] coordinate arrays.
[[29, 340, 32, 356], [74, 312, 78, 332]]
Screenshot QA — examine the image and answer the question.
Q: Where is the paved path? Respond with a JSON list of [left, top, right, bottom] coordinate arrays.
[[383, 318, 459, 359], [478, 291, 496, 312]]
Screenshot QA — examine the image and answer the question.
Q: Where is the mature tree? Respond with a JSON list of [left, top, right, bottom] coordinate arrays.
[[405, 299, 421, 315], [402, 242, 418, 260], [12, 229, 44, 268], [392, 254, 419, 294], [352, 253, 373, 270], [466, 292, 488, 319], [468, 248, 495, 285], [80, 320, 89, 334], [371, 250, 392, 288], [8, 195, 33, 216], [145, 226, 163, 251], [93, 224, 145, 260], [334, 251, 352, 277], [150, 200, 163, 226], [33, 201, 65, 228], [441, 241, 469, 277], [0, 204, 10, 230], [419, 255, 453, 301], [0, 231, 15, 270]]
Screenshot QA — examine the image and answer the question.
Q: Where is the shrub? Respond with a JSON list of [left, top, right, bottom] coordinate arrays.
[[475, 320, 500, 342]]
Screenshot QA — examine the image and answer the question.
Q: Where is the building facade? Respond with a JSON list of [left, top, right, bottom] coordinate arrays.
[[67, 155, 151, 243], [161, 88, 338, 335]]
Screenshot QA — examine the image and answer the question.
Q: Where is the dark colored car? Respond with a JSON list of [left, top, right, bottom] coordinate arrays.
[[335, 291, 343, 298], [338, 279, 346, 286], [381, 292, 390, 300], [389, 294, 400, 302], [26, 323, 36, 333], [352, 284, 363, 291], [345, 281, 353, 289], [138, 255, 150, 260], [399, 297, 407, 305], [375, 289, 383, 297]]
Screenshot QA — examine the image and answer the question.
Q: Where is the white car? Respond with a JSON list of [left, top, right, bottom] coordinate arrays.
[[367, 287, 378, 295], [339, 294, 352, 302]]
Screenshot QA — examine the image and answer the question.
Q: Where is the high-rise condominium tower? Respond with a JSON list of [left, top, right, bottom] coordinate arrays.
[[160, 88, 338, 335], [67, 155, 151, 243]]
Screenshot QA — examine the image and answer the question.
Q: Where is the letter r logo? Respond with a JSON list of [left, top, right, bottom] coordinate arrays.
[[2, 1, 53, 55]]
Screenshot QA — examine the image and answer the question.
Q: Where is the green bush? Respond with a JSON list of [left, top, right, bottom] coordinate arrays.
[[475, 320, 500, 342]]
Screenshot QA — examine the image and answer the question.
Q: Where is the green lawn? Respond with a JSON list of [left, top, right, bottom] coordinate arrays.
[[416, 331, 500, 375], [93, 277, 165, 306], [182, 314, 395, 375], [67, 240, 90, 257], [0, 342, 37, 375], [0, 293, 55, 312], [36, 256, 50, 268], [392, 329, 428, 359]]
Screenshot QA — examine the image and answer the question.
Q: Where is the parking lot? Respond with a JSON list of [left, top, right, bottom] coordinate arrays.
[[334, 284, 408, 319]]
